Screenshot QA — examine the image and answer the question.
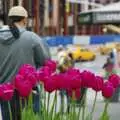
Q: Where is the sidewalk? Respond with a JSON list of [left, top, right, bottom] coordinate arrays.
[[85, 89, 120, 120], [45, 89, 120, 120], [87, 101, 120, 120]]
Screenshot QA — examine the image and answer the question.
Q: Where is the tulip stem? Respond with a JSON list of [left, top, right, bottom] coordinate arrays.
[[60, 92, 64, 120], [43, 92, 46, 120], [44, 92, 46, 109], [8, 102, 12, 120], [27, 93, 33, 113], [50, 91, 57, 120], [47, 93, 50, 117], [91, 92, 97, 117], [72, 100, 76, 120], [19, 97, 23, 118], [55, 91, 57, 115], [103, 99, 109, 114], [82, 90, 87, 120], [78, 106, 82, 120], [77, 91, 87, 120], [99, 99, 110, 120]]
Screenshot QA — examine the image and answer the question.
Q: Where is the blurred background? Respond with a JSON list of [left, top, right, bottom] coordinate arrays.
[[0, 0, 120, 36], [1, 1, 120, 119]]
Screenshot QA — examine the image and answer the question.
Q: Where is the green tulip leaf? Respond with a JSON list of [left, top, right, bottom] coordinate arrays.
[[85, 114, 93, 120]]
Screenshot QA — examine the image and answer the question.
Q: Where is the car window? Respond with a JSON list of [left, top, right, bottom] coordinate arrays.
[[80, 49, 88, 52], [68, 47, 77, 51]]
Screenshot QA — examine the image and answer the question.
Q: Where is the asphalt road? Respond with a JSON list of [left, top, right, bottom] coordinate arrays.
[[75, 53, 107, 75]]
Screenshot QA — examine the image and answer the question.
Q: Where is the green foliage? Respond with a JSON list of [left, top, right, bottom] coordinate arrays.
[[85, 114, 93, 120], [99, 111, 110, 120]]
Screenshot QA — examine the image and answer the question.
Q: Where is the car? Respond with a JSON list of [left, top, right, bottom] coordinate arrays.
[[67, 46, 96, 61], [99, 43, 120, 55], [99, 45, 112, 55], [79, 48, 96, 61]]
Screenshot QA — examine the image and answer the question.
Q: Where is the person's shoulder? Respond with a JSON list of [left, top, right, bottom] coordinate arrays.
[[0, 25, 9, 31], [28, 31, 39, 37], [23, 31, 37, 36], [29, 31, 42, 41], [23, 31, 42, 42]]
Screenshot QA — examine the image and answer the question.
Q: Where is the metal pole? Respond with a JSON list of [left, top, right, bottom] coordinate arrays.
[[74, 3, 78, 34], [63, 0, 69, 35], [3, 0, 7, 24], [34, 0, 40, 34], [48, 0, 53, 36]]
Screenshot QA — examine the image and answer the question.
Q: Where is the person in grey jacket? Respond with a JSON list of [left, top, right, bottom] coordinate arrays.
[[0, 6, 50, 120]]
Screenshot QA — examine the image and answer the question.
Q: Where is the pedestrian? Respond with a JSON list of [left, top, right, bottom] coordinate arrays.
[[0, 6, 50, 120], [103, 57, 116, 79], [103, 52, 119, 102]]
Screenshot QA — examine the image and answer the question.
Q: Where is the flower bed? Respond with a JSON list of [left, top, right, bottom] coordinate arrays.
[[0, 60, 120, 120]]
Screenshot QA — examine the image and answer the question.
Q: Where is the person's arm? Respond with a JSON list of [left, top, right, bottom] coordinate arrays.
[[32, 33, 51, 68]]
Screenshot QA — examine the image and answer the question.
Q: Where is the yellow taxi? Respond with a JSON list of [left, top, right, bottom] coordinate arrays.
[[67, 46, 96, 61]]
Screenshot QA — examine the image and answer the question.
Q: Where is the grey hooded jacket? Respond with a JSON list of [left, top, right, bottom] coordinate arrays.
[[0, 26, 50, 83]]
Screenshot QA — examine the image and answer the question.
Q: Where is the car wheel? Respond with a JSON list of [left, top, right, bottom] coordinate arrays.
[[76, 57, 81, 62], [91, 56, 96, 61]]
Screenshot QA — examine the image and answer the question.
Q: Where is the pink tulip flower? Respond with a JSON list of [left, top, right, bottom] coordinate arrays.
[[108, 74, 120, 88], [102, 81, 115, 98]]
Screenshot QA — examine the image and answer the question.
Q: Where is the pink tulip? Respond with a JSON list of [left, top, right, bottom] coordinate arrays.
[[36, 70, 46, 83], [92, 76, 104, 92], [67, 89, 81, 100], [0, 85, 4, 98], [102, 81, 115, 98], [81, 70, 95, 88], [36, 71, 48, 83], [108, 74, 120, 88], [66, 68, 80, 76], [65, 68, 82, 90], [53, 71, 81, 91], [50, 74, 63, 90], [25, 72, 37, 87], [14, 74, 32, 97], [39, 66, 52, 76], [14, 74, 25, 89], [69, 75, 82, 90], [36, 66, 52, 83], [44, 77, 57, 93], [53, 73, 71, 90], [18, 64, 36, 77], [0, 83, 14, 101], [44, 59, 57, 72], [75, 89, 81, 99], [17, 80, 32, 97]]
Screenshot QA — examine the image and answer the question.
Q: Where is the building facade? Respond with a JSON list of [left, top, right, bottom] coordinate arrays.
[[0, 0, 120, 35], [43, 0, 120, 36], [77, 0, 120, 35]]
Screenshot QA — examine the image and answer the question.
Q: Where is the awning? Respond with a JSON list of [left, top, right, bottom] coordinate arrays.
[[78, 2, 120, 24], [67, 0, 103, 7]]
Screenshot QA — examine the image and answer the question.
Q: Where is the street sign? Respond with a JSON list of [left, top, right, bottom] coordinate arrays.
[[77, 13, 92, 24], [93, 12, 120, 24]]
